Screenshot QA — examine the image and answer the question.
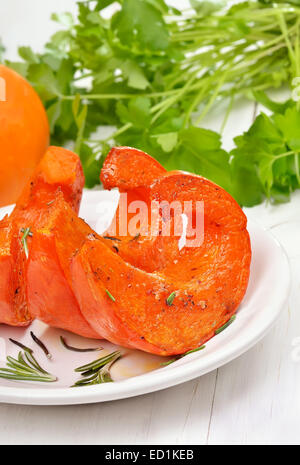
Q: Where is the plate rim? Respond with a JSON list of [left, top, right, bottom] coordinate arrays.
[[0, 213, 291, 405]]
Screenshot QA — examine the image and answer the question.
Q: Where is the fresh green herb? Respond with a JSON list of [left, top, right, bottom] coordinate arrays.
[[166, 291, 176, 306], [105, 289, 116, 302], [0, 350, 57, 383], [20, 227, 33, 259], [259, 0, 300, 5], [72, 350, 121, 387], [60, 336, 103, 353], [6, 0, 300, 205], [30, 331, 52, 359], [161, 359, 178, 367], [184, 346, 206, 356], [161, 345, 206, 366], [20, 227, 33, 236], [215, 316, 236, 335], [231, 99, 300, 206]]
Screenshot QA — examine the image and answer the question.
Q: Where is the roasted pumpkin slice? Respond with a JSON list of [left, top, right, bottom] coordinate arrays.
[[27, 194, 99, 338], [0, 146, 85, 327], [71, 147, 251, 355]]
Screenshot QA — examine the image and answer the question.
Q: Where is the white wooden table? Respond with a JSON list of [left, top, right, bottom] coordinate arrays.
[[0, 0, 299, 446]]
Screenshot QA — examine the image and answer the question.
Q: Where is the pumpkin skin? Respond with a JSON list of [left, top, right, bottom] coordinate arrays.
[[0, 65, 49, 207]]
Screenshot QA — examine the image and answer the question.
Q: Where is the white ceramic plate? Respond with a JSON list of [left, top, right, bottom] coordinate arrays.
[[0, 190, 291, 405]]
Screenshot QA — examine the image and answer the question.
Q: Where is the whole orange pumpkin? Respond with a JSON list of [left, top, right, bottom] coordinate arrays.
[[0, 65, 49, 207]]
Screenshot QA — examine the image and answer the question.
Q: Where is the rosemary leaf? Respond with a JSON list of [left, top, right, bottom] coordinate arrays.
[[161, 345, 206, 366], [7, 355, 37, 375], [20, 227, 33, 259], [75, 351, 120, 373], [166, 291, 176, 306], [9, 338, 33, 354], [130, 233, 140, 242], [97, 366, 113, 384], [215, 315, 236, 335], [0, 373, 55, 383], [103, 236, 121, 242], [72, 373, 99, 387], [30, 332, 52, 359], [161, 358, 177, 367], [105, 289, 116, 302], [183, 346, 206, 356], [60, 336, 103, 353], [20, 227, 33, 237], [24, 351, 48, 375]]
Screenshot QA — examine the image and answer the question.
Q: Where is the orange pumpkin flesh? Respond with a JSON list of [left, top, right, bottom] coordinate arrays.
[[0, 216, 29, 326], [27, 195, 99, 339], [71, 147, 252, 356], [0, 146, 86, 328]]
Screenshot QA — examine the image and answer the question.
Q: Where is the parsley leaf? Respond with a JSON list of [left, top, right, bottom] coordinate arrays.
[[116, 97, 151, 129], [112, 0, 170, 52], [231, 103, 300, 205], [166, 127, 232, 194]]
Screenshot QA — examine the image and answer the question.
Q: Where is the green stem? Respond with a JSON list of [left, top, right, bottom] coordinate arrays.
[[274, 150, 295, 159], [221, 94, 235, 134], [277, 12, 297, 75], [195, 68, 230, 125], [62, 90, 178, 101], [295, 19, 300, 78], [295, 153, 300, 185], [151, 72, 199, 124]]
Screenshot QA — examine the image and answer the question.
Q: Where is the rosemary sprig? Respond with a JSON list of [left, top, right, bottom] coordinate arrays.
[[105, 289, 116, 302], [166, 291, 176, 306], [72, 350, 121, 387], [20, 227, 33, 259], [30, 331, 52, 359], [161, 345, 206, 366], [60, 336, 103, 353], [215, 315, 236, 335], [0, 350, 57, 383]]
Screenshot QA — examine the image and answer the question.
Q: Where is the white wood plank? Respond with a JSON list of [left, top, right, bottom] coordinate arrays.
[[0, 375, 215, 445], [142, 373, 217, 445], [207, 197, 300, 445], [0, 394, 155, 445]]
